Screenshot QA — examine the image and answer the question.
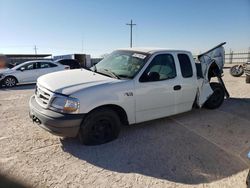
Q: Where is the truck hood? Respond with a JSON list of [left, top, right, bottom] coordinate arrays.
[[38, 69, 116, 95]]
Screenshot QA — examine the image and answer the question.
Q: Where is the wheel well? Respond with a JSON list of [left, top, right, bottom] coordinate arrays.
[[89, 104, 129, 125], [208, 63, 220, 80], [4, 76, 18, 83]]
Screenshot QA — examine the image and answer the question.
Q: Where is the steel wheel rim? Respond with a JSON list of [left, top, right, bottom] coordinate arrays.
[[91, 119, 112, 141], [5, 78, 15, 87], [232, 66, 243, 74]]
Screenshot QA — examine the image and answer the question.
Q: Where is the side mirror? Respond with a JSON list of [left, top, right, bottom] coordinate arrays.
[[20, 67, 25, 71], [147, 72, 160, 81]]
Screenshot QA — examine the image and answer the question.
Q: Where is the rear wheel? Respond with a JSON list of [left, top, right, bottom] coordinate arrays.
[[230, 65, 244, 77], [204, 82, 225, 109], [78, 108, 121, 145], [246, 75, 250, 83], [3, 76, 17, 88]]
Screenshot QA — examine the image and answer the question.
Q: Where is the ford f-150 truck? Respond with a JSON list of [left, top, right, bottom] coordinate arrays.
[[29, 42, 228, 145]]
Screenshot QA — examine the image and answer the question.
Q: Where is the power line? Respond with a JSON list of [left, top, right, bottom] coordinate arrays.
[[126, 19, 136, 48]]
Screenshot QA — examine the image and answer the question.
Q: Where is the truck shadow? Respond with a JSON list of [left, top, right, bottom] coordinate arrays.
[[219, 97, 250, 121], [0, 173, 29, 188], [61, 98, 250, 185]]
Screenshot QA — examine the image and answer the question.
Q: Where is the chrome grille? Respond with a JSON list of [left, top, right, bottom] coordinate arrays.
[[35, 85, 53, 108]]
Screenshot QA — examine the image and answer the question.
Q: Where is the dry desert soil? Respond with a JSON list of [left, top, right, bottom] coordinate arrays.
[[0, 66, 250, 188]]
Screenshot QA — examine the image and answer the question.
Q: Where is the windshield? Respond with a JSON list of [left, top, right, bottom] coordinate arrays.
[[92, 50, 149, 79], [11, 62, 26, 70]]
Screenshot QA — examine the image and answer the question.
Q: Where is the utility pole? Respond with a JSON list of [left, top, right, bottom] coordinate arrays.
[[81, 34, 85, 53], [34, 45, 38, 58], [126, 19, 136, 48], [81, 39, 84, 53]]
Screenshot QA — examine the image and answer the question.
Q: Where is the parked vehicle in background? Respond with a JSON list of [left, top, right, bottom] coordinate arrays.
[[245, 62, 250, 83], [230, 62, 250, 77], [55, 59, 81, 69], [0, 60, 69, 87], [54, 54, 92, 68], [29, 43, 228, 145]]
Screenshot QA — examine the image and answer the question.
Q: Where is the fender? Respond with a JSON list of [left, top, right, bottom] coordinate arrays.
[[73, 82, 136, 124]]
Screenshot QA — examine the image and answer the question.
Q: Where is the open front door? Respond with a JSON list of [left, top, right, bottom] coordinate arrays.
[[198, 42, 226, 80], [196, 42, 228, 107]]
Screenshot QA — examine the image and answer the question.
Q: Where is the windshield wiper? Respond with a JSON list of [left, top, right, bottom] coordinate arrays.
[[93, 64, 97, 72], [100, 69, 120, 79], [117, 74, 132, 79]]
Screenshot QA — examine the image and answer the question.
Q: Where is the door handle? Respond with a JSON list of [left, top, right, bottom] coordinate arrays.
[[173, 85, 181, 90]]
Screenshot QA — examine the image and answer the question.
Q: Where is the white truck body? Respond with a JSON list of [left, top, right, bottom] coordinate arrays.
[[37, 47, 224, 124], [29, 43, 227, 145]]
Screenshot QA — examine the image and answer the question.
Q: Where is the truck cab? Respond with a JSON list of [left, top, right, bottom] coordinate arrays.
[[29, 43, 227, 145]]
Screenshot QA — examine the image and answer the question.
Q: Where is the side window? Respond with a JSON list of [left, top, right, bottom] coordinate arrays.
[[20, 63, 36, 70], [140, 54, 176, 82], [49, 63, 57, 67], [39, 62, 57, 69], [178, 54, 193, 78]]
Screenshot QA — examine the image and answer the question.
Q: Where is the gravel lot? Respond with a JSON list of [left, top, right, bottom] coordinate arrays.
[[0, 67, 250, 188]]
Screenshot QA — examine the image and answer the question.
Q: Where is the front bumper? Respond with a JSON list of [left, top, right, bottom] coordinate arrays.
[[29, 95, 84, 137]]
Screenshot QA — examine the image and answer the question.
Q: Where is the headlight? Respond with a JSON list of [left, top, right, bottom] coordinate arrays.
[[50, 96, 80, 113]]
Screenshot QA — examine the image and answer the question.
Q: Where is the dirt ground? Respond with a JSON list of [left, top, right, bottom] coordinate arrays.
[[0, 67, 250, 188]]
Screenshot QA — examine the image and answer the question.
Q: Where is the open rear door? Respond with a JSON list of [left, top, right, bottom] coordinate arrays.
[[196, 42, 228, 107]]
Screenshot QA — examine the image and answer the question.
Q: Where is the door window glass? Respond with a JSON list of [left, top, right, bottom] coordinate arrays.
[[140, 54, 176, 82], [20, 63, 36, 70], [39, 62, 57, 69], [178, 54, 193, 78]]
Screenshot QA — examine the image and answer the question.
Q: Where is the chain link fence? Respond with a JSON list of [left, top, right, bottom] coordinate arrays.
[[225, 48, 250, 64]]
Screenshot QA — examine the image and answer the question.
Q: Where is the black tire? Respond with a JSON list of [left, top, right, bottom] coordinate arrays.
[[78, 108, 121, 145], [3, 76, 17, 88], [246, 75, 250, 83], [204, 82, 225, 109], [230, 65, 244, 77]]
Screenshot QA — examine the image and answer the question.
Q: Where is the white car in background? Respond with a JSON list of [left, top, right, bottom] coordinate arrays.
[[0, 60, 69, 87]]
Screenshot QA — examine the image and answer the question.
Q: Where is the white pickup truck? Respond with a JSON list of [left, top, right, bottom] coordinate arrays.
[[29, 43, 228, 145]]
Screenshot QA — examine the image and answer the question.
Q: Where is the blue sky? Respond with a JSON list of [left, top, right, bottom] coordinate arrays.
[[0, 0, 249, 57]]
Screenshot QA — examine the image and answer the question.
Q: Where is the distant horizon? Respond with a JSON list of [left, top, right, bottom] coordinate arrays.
[[1, 45, 249, 58], [0, 0, 249, 57]]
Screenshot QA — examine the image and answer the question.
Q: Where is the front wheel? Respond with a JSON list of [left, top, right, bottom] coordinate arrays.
[[78, 108, 121, 145], [204, 82, 225, 109], [3, 76, 17, 88]]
